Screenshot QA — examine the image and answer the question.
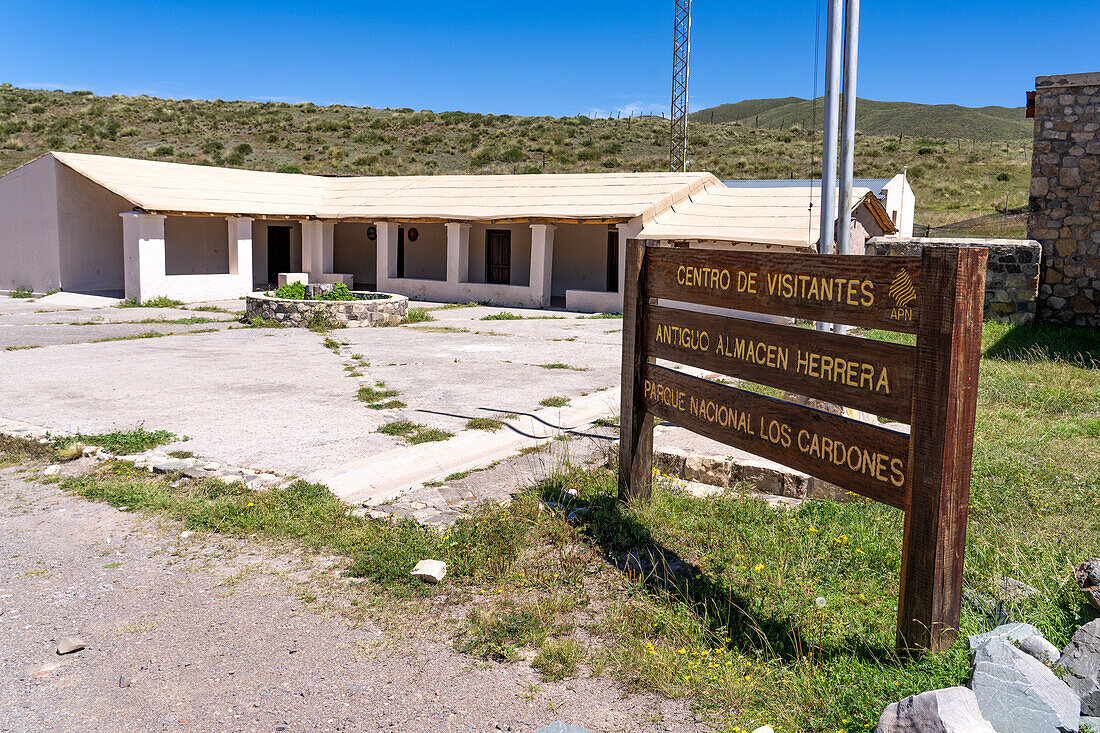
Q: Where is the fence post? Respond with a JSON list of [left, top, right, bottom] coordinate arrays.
[[896, 245, 988, 653], [617, 239, 655, 504]]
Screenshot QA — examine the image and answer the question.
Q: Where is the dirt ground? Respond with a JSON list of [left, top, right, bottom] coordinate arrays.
[[0, 465, 706, 733]]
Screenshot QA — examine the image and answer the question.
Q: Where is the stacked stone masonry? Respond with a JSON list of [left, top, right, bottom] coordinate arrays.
[[868, 237, 1041, 324], [1028, 71, 1100, 326], [245, 292, 408, 328]]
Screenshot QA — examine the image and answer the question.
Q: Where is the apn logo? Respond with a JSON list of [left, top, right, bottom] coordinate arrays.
[[888, 269, 916, 321]]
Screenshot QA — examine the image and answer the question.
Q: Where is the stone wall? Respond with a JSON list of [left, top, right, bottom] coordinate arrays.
[[245, 292, 408, 328], [868, 237, 1041, 324], [1028, 72, 1100, 326]]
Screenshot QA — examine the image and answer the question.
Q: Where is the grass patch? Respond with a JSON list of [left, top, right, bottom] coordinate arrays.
[[358, 385, 401, 403], [53, 427, 176, 455], [376, 421, 454, 444], [5, 344, 42, 351], [8, 288, 34, 298], [540, 396, 571, 408], [307, 312, 340, 332], [410, 325, 469, 333], [466, 417, 505, 432], [429, 301, 490, 310], [245, 316, 287, 328], [167, 450, 194, 459], [188, 305, 235, 313], [116, 296, 183, 308], [538, 362, 588, 371], [91, 330, 167, 343], [368, 400, 406, 410], [592, 416, 619, 429], [0, 433, 55, 467], [401, 308, 435, 324], [576, 312, 622, 319], [480, 312, 524, 321]]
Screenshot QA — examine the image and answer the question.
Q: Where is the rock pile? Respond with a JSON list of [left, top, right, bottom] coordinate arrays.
[[877, 619, 1100, 732]]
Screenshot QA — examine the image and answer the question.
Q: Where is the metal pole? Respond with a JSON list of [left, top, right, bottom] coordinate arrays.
[[837, 0, 859, 258], [818, 0, 842, 332], [834, 0, 859, 335], [819, 0, 842, 255]]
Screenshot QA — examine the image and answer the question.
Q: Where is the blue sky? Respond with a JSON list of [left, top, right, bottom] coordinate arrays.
[[3, 1, 1097, 116]]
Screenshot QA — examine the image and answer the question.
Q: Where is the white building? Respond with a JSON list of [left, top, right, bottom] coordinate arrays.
[[723, 173, 916, 238], [0, 152, 899, 309]]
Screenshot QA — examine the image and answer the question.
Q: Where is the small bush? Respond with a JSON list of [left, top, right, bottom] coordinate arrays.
[[540, 396, 570, 408], [358, 385, 401, 403], [273, 281, 307, 299], [401, 308, 435, 324], [307, 312, 339, 332], [466, 417, 504, 432], [8, 288, 33, 298], [117, 296, 183, 308], [480, 312, 523, 321]]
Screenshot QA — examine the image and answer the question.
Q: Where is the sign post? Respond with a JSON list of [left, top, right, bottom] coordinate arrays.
[[618, 239, 988, 654]]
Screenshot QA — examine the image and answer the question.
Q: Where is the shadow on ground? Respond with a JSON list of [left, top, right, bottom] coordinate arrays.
[[984, 323, 1100, 365], [536, 482, 897, 666]]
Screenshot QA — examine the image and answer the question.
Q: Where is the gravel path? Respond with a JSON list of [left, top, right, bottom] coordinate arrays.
[[0, 467, 705, 733]]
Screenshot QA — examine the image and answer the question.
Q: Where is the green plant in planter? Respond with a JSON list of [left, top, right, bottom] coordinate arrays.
[[317, 283, 355, 301], [273, 281, 307, 299]]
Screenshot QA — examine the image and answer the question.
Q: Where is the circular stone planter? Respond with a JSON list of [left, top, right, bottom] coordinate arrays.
[[245, 291, 408, 328]]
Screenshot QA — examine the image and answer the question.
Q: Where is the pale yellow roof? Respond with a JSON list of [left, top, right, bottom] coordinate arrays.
[[48, 151, 715, 223], [638, 183, 887, 248], [36, 152, 893, 248]]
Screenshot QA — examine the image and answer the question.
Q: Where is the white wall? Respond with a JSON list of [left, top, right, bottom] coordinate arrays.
[[881, 173, 916, 238], [164, 216, 230, 275], [551, 223, 613, 297], [400, 223, 446, 281], [333, 222, 377, 288], [0, 155, 61, 293], [55, 161, 131, 293]]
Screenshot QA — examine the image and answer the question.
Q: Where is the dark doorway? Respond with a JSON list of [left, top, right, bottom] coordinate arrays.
[[486, 230, 511, 284], [606, 230, 619, 292], [267, 226, 291, 285], [396, 226, 405, 279]]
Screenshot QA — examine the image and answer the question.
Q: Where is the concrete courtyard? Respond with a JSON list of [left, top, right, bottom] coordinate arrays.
[[0, 295, 625, 499]]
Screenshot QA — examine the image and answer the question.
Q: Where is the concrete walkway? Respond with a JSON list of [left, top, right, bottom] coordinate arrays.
[[314, 389, 619, 504]]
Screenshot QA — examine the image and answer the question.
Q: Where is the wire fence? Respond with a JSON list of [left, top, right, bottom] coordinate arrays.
[[913, 209, 1028, 238]]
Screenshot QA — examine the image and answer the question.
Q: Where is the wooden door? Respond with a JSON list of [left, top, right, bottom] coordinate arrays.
[[486, 230, 511, 284]]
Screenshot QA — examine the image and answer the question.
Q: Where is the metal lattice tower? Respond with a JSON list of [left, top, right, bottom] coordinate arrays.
[[670, 0, 691, 172]]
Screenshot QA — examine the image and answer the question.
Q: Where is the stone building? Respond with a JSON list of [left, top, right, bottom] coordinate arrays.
[[1027, 71, 1100, 326]]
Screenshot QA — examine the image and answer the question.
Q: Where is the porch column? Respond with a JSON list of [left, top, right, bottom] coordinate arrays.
[[375, 221, 399, 286], [529, 224, 555, 308], [614, 222, 641, 310], [120, 212, 167, 303], [321, 222, 335, 273], [445, 222, 471, 284], [227, 217, 254, 292], [301, 220, 326, 275]]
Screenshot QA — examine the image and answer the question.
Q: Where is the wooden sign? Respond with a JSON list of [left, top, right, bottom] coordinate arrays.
[[618, 240, 988, 654]]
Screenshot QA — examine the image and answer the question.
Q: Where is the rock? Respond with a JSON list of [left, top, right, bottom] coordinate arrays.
[[876, 687, 996, 732], [969, 622, 1043, 650], [81, 446, 99, 457], [1021, 634, 1063, 665], [970, 638, 1081, 733], [151, 460, 187, 474], [1081, 717, 1100, 731], [1060, 619, 1100, 716], [991, 574, 1041, 602], [1074, 560, 1100, 612], [56, 636, 85, 655], [539, 501, 565, 513], [566, 507, 589, 524], [182, 467, 208, 479], [751, 726, 776, 733], [26, 660, 66, 679], [42, 465, 60, 476], [410, 559, 446, 584], [179, 531, 193, 539], [202, 462, 220, 471], [535, 723, 594, 733], [964, 590, 1012, 627], [119, 674, 131, 688]]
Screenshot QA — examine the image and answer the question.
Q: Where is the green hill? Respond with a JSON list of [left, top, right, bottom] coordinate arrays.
[[690, 97, 1031, 142], [0, 84, 1030, 235]]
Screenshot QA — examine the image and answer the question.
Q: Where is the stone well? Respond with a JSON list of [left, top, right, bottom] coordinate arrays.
[[245, 291, 408, 328]]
